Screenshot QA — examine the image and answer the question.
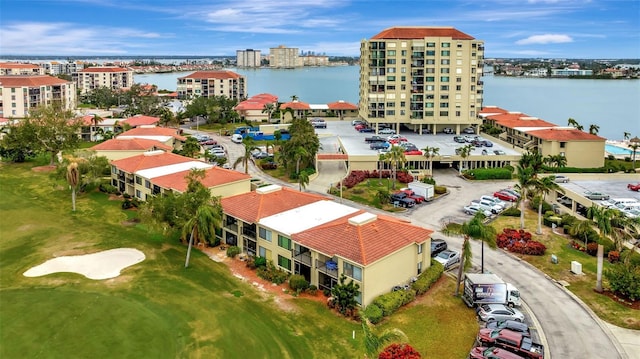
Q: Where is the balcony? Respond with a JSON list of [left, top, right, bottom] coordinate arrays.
[[293, 250, 312, 266], [242, 225, 256, 239], [316, 259, 338, 278]]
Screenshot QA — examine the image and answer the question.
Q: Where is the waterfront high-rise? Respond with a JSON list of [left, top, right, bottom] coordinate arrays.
[[359, 26, 485, 135], [269, 45, 302, 68], [176, 70, 246, 101], [236, 49, 262, 68]]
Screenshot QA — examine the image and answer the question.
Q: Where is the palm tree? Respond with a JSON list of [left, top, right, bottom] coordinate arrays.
[[297, 171, 310, 191], [262, 103, 275, 122], [290, 95, 299, 102], [66, 162, 80, 211], [552, 154, 567, 170], [567, 118, 584, 131], [456, 144, 474, 174], [182, 203, 222, 268], [384, 146, 407, 190], [444, 212, 495, 294], [293, 146, 310, 176], [421, 146, 440, 174], [360, 312, 407, 358], [233, 136, 260, 174], [623, 132, 631, 141], [629, 140, 640, 170], [515, 165, 536, 229], [589, 124, 600, 135], [532, 176, 565, 235], [91, 114, 103, 141], [569, 219, 595, 249]]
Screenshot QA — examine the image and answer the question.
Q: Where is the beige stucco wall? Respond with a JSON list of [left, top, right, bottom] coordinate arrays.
[[539, 140, 605, 168], [209, 180, 252, 198], [95, 150, 147, 161]]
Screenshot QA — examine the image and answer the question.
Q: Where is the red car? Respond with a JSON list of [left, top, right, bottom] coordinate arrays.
[[494, 191, 518, 202], [628, 183, 640, 192], [354, 124, 367, 131], [477, 329, 544, 359], [399, 189, 425, 203], [404, 149, 423, 156], [469, 346, 526, 359]]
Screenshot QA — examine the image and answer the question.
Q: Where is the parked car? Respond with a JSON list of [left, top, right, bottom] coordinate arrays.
[[494, 191, 518, 202], [354, 124, 367, 131], [352, 120, 364, 126], [434, 249, 460, 270], [485, 320, 531, 337], [200, 139, 217, 146], [443, 127, 454, 134], [476, 329, 544, 359], [500, 188, 521, 199], [552, 175, 570, 183], [430, 239, 448, 257], [469, 346, 527, 359], [494, 150, 506, 155], [404, 150, 423, 156], [471, 199, 503, 214], [400, 189, 425, 203], [252, 151, 269, 159], [482, 140, 494, 147], [584, 191, 610, 200], [453, 135, 466, 143], [387, 135, 408, 142], [480, 195, 507, 209], [463, 204, 492, 217], [378, 128, 396, 135], [477, 304, 525, 322], [628, 183, 640, 191], [365, 135, 386, 143], [359, 127, 375, 133], [624, 208, 640, 219], [463, 127, 476, 134], [231, 134, 243, 143], [464, 135, 480, 143], [390, 192, 416, 208], [370, 141, 391, 150]]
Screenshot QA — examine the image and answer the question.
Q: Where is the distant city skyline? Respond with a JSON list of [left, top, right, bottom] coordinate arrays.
[[1, 0, 639, 59]]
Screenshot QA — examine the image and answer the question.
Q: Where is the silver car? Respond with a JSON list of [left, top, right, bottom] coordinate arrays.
[[434, 249, 460, 270], [477, 303, 525, 322]]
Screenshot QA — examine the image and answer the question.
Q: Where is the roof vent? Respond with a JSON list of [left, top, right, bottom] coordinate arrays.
[[349, 212, 377, 226], [256, 184, 282, 194], [520, 117, 539, 121], [507, 111, 522, 114], [143, 150, 165, 156]]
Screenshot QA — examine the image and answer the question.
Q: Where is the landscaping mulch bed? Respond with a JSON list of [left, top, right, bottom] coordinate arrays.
[[598, 289, 640, 310]]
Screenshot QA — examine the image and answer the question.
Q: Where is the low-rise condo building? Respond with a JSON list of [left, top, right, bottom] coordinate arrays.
[[177, 71, 246, 100], [74, 66, 134, 95], [0, 75, 76, 117]]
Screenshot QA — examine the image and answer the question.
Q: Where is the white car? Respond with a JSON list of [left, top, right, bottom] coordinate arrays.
[[378, 128, 396, 135], [434, 249, 461, 270], [471, 199, 502, 214], [463, 204, 492, 217], [480, 195, 507, 209], [553, 175, 570, 183]]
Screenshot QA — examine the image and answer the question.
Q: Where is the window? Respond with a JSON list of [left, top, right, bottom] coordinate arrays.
[[417, 261, 423, 275], [386, 102, 395, 107], [387, 76, 396, 81], [426, 42, 435, 47], [278, 255, 291, 270], [426, 102, 434, 108], [135, 176, 142, 185], [426, 59, 435, 65], [401, 76, 406, 81], [456, 85, 462, 91], [343, 262, 362, 281], [259, 246, 267, 258], [441, 51, 450, 56], [386, 85, 396, 90], [387, 67, 396, 73], [440, 76, 449, 82], [441, 85, 449, 91], [457, 43, 463, 48], [440, 111, 449, 116], [560, 142, 566, 148], [456, 111, 461, 117], [278, 235, 291, 250], [135, 190, 141, 199], [426, 50, 435, 56], [441, 68, 450, 74], [426, 85, 434, 91], [417, 243, 423, 254], [400, 101, 406, 107], [441, 59, 450, 65], [426, 68, 435, 74], [386, 110, 395, 115], [401, 50, 407, 56], [259, 227, 272, 242], [426, 76, 435, 82], [386, 59, 396, 65], [440, 103, 449, 108], [441, 42, 450, 48], [145, 180, 151, 189], [387, 50, 396, 56]]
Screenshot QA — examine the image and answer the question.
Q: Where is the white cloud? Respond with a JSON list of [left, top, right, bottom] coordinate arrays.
[[516, 34, 573, 45]]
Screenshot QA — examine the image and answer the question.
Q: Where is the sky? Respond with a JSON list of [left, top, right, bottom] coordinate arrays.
[[1, 0, 639, 59]]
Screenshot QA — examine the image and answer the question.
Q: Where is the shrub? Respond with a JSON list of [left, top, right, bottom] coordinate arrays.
[[123, 193, 131, 199], [466, 168, 513, 180], [500, 207, 521, 217], [412, 261, 443, 295], [254, 256, 267, 268], [605, 262, 640, 301], [99, 183, 119, 194], [434, 185, 447, 195], [363, 304, 384, 324], [586, 242, 599, 256], [308, 284, 318, 295], [496, 228, 546, 256], [226, 246, 241, 258], [421, 177, 436, 185], [289, 274, 310, 291], [372, 291, 407, 317], [378, 343, 422, 359], [608, 250, 620, 263], [323, 288, 332, 297], [256, 261, 290, 285]]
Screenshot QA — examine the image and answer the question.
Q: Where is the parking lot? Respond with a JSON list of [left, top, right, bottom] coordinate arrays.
[[314, 120, 520, 157]]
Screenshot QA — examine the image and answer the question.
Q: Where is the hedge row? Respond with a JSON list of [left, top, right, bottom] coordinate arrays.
[[364, 260, 443, 324], [465, 168, 513, 180]]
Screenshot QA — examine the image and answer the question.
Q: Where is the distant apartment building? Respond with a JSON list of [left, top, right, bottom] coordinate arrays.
[[359, 26, 485, 135], [551, 68, 593, 77], [73, 66, 134, 94], [269, 45, 302, 68], [301, 55, 329, 66], [176, 71, 246, 100], [0, 75, 76, 117], [236, 49, 262, 68], [41, 61, 85, 76], [0, 62, 43, 75]]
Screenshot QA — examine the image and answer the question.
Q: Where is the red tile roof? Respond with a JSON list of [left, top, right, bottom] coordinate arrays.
[[111, 151, 195, 173], [79, 67, 130, 73], [235, 93, 278, 111], [122, 115, 160, 127], [179, 71, 242, 80], [317, 154, 348, 160], [221, 186, 328, 223], [152, 167, 251, 193], [327, 101, 358, 110], [0, 75, 70, 87], [281, 100, 310, 110], [91, 138, 172, 151], [372, 27, 475, 40], [479, 106, 510, 115], [118, 126, 186, 141], [293, 212, 432, 266], [527, 128, 606, 141], [485, 112, 557, 128], [0, 62, 40, 69]]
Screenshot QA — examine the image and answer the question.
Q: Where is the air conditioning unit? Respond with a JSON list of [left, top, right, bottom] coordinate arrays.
[[571, 261, 582, 275]]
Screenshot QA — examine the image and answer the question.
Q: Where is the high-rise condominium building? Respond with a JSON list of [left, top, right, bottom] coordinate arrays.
[[236, 49, 262, 68], [176, 71, 246, 100], [359, 26, 485, 135], [269, 45, 302, 68], [74, 66, 134, 95]]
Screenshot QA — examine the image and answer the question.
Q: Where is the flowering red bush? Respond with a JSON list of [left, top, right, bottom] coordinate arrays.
[[608, 250, 620, 263], [378, 343, 421, 359], [586, 242, 599, 256], [396, 171, 414, 184], [341, 170, 410, 188], [496, 228, 546, 256]]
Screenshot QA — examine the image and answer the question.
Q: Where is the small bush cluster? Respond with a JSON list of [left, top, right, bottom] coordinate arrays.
[[465, 168, 513, 180], [256, 261, 289, 285], [226, 246, 241, 258], [99, 183, 120, 195], [608, 250, 620, 263], [340, 170, 413, 189], [496, 228, 546, 256], [378, 343, 422, 359], [245, 255, 267, 269], [500, 207, 521, 217], [605, 261, 640, 301], [364, 260, 443, 324], [289, 274, 310, 292], [434, 185, 447, 195]]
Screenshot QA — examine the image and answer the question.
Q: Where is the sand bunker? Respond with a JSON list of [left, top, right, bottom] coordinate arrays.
[[23, 248, 145, 280]]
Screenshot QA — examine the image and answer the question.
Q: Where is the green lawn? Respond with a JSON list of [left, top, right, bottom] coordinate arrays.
[[491, 212, 640, 330], [0, 160, 477, 358]]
